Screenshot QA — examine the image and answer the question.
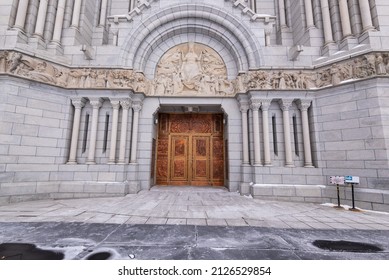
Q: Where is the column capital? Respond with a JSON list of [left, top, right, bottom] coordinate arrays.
[[120, 99, 132, 110], [260, 99, 272, 110], [89, 98, 103, 108], [109, 98, 121, 109], [71, 97, 86, 108], [279, 99, 294, 111], [240, 103, 250, 113], [250, 99, 261, 111], [132, 101, 143, 112], [297, 99, 312, 111]]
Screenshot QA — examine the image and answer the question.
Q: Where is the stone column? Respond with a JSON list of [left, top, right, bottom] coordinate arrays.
[[261, 99, 272, 166], [86, 98, 103, 164], [298, 100, 314, 167], [129, 0, 136, 11], [71, 0, 82, 28], [250, 0, 256, 13], [118, 99, 131, 164], [67, 97, 86, 164], [108, 99, 120, 164], [304, 0, 315, 28], [51, 0, 67, 44], [99, 0, 108, 27], [320, 0, 334, 44], [339, 0, 352, 38], [14, 0, 30, 31], [279, 99, 294, 167], [278, 0, 287, 28], [130, 101, 142, 164], [265, 28, 272, 47], [358, 0, 374, 31], [240, 102, 250, 165], [250, 99, 262, 166], [34, 0, 49, 37]]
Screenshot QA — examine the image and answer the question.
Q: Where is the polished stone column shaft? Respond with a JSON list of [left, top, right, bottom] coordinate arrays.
[[86, 98, 103, 164], [251, 100, 262, 166], [358, 0, 374, 31], [240, 103, 250, 165], [99, 0, 108, 26], [261, 100, 272, 166], [118, 100, 131, 164], [130, 102, 142, 164], [320, 0, 334, 44], [52, 0, 67, 43], [304, 0, 315, 28], [280, 99, 294, 167], [108, 99, 120, 164], [71, 0, 82, 28], [34, 0, 49, 37], [298, 100, 314, 167], [339, 0, 352, 38], [14, 0, 30, 30], [67, 98, 86, 164], [278, 0, 287, 28]]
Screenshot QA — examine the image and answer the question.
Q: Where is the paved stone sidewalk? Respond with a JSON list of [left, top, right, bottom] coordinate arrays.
[[0, 186, 389, 230]]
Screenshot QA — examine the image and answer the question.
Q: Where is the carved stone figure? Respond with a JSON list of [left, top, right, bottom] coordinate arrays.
[[330, 64, 341, 85], [154, 42, 228, 96], [8, 53, 23, 74], [375, 53, 387, 75], [0, 51, 8, 72]]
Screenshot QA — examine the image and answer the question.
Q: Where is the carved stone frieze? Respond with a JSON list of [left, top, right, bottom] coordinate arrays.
[[1, 50, 389, 96]]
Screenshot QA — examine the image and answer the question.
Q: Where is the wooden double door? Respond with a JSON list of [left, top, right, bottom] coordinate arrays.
[[156, 113, 225, 186]]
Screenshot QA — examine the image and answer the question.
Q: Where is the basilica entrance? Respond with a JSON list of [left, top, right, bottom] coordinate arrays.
[[155, 113, 225, 186]]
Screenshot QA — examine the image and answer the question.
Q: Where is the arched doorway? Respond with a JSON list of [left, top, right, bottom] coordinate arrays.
[[155, 112, 225, 186]]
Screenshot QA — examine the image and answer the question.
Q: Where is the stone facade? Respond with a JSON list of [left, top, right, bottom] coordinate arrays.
[[0, 0, 389, 211]]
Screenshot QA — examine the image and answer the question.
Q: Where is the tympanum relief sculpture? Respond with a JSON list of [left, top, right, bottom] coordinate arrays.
[[152, 42, 234, 96], [1, 50, 389, 94]]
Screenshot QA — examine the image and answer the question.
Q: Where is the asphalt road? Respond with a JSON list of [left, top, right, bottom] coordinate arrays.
[[1, 222, 388, 260]]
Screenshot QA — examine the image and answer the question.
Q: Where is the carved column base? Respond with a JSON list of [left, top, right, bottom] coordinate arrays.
[[66, 161, 77, 165], [47, 42, 64, 56], [321, 42, 338, 57], [28, 36, 47, 50], [339, 37, 358, 51]]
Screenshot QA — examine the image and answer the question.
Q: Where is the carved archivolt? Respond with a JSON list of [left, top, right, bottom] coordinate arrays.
[[0, 50, 388, 96]]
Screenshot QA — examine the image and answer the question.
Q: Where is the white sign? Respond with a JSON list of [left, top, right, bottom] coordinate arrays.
[[329, 176, 345, 185], [345, 176, 360, 184]]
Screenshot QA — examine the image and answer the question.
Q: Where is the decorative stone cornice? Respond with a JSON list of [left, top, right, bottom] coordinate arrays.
[[1, 50, 389, 97]]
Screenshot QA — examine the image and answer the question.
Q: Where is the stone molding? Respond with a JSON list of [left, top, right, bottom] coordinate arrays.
[[1, 50, 389, 96]]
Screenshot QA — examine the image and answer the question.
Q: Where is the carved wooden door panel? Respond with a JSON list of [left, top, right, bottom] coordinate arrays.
[[170, 136, 190, 185], [155, 113, 224, 186], [192, 136, 210, 186]]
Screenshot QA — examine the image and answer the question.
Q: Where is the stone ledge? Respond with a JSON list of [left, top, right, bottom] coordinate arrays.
[[0, 180, 140, 206], [251, 184, 326, 201]]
